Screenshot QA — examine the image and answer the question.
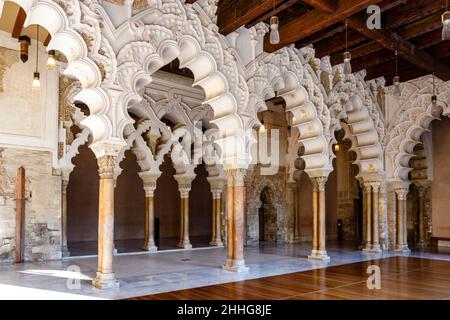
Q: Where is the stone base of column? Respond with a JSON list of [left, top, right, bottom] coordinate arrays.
[[222, 259, 249, 272], [370, 244, 383, 253], [92, 272, 119, 290], [362, 243, 372, 253], [395, 245, 411, 254], [209, 240, 224, 247], [308, 250, 330, 262], [142, 242, 158, 252], [178, 241, 193, 249], [61, 246, 70, 258], [416, 241, 426, 248]]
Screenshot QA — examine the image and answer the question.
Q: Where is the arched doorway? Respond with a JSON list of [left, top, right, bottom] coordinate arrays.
[[259, 187, 277, 242]]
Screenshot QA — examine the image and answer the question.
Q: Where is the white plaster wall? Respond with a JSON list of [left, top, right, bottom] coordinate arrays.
[[0, 30, 58, 154]]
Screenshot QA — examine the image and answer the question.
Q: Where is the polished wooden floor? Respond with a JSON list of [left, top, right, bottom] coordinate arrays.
[[129, 257, 450, 300]]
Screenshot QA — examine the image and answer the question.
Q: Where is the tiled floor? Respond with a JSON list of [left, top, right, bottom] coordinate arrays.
[[0, 241, 449, 300]]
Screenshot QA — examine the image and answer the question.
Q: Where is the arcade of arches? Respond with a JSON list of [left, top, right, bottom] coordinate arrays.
[[0, 0, 450, 295]]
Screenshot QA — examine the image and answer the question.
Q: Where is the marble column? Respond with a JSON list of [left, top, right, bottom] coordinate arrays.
[[223, 169, 249, 272], [175, 175, 194, 249], [363, 182, 372, 252], [92, 155, 119, 289], [395, 187, 411, 253], [208, 178, 225, 246], [308, 176, 330, 261], [61, 175, 70, 257], [417, 186, 426, 247], [139, 171, 160, 252], [371, 182, 382, 252]]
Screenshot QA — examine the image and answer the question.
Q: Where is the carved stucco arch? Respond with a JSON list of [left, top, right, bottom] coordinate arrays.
[[322, 66, 385, 178], [386, 76, 450, 181], [101, 1, 249, 169], [246, 46, 331, 179]]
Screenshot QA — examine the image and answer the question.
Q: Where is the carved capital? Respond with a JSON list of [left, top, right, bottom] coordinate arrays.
[[97, 156, 116, 180], [395, 188, 409, 201], [311, 176, 328, 192], [139, 171, 161, 197], [226, 169, 246, 187], [90, 141, 124, 159], [207, 177, 226, 199], [175, 175, 194, 198], [417, 186, 426, 197]]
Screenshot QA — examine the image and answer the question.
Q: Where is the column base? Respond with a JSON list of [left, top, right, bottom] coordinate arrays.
[[92, 272, 119, 290], [209, 239, 224, 247], [61, 246, 70, 258], [416, 241, 426, 248], [362, 243, 372, 253], [396, 245, 411, 254], [308, 250, 331, 262], [222, 259, 249, 273], [370, 244, 383, 253], [178, 242, 193, 249], [142, 242, 158, 252]]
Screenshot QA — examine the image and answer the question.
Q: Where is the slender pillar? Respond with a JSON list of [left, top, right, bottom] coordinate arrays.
[[92, 155, 119, 289], [308, 176, 330, 261], [417, 186, 426, 247], [139, 171, 160, 252], [371, 182, 382, 252], [208, 178, 225, 246], [223, 169, 249, 272], [363, 183, 372, 252], [61, 175, 70, 257], [175, 175, 194, 249], [395, 187, 410, 253]]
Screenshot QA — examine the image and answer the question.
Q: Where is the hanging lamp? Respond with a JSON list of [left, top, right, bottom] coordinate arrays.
[[269, 0, 280, 45], [47, 50, 57, 70], [393, 51, 401, 97], [32, 25, 41, 92], [343, 21, 352, 75], [443, 0, 450, 40], [18, 36, 30, 63], [432, 73, 438, 107]]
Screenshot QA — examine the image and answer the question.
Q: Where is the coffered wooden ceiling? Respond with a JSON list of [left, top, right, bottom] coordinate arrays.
[[216, 0, 450, 85]]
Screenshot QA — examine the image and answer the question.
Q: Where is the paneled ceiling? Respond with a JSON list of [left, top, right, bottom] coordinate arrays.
[[216, 0, 450, 85]]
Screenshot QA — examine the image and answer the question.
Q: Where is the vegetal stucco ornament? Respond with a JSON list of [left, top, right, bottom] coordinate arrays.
[[385, 75, 450, 181]]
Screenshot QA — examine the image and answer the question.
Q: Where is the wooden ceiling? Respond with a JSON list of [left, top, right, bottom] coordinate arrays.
[[217, 0, 450, 85]]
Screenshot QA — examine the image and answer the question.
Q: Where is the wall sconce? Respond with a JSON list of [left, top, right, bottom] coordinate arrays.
[[18, 36, 30, 63]]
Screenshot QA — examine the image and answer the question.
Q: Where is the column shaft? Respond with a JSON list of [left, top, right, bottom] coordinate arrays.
[[371, 184, 381, 252], [61, 179, 70, 257], [312, 188, 319, 252], [364, 184, 372, 251], [92, 155, 119, 289], [418, 187, 425, 246], [395, 187, 410, 253], [223, 169, 249, 272], [143, 195, 157, 252]]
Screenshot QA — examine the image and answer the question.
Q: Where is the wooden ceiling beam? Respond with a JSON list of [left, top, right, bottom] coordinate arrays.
[[264, 0, 384, 52], [218, 0, 285, 35], [246, 0, 299, 29], [331, 13, 443, 65], [347, 15, 450, 81], [320, 0, 439, 61], [300, 0, 336, 13]]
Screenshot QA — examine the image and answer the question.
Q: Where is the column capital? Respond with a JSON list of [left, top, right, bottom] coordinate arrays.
[[207, 177, 226, 199], [395, 188, 409, 200], [139, 171, 161, 197], [175, 174, 195, 198], [417, 186, 426, 196], [226, 168, 246, 187], [90, 141, 125, 159], [97, 155, 117, 180], [311, 176, 328, 192]]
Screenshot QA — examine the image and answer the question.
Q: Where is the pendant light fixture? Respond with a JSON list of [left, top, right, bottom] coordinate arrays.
[[32, 25, 41, 92], [393, 51, 401, 97], [18, 36, 30, 63], [343, 21, 352, 75], [443, 0, 450, 40], [259, 114, 266, 133], [432, 73, 437, 107], [47, 50, 57, 70], [269, 0, 280, 45]]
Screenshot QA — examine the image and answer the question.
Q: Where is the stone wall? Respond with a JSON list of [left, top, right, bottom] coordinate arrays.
[[0, 148, 62, 263]]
